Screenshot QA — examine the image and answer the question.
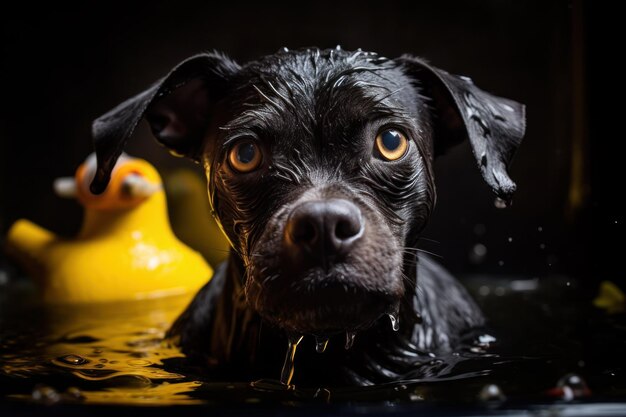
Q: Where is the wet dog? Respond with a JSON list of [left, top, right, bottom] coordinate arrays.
[[90, 47, 525, 385]]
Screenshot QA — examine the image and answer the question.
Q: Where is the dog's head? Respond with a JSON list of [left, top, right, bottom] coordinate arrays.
[[91, 48, 524, 337]]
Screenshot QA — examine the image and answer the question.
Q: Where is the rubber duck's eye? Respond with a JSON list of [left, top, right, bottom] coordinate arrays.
[[228, 140, 262, 173], [375, 129, 409, 161]]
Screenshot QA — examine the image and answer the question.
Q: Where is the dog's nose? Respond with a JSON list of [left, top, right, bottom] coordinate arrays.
[[285, 199, 364, 259]]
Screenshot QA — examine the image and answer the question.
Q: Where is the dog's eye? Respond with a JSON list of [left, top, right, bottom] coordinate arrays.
[[375, 129, 409, 161], [228, 140, 263, 173]]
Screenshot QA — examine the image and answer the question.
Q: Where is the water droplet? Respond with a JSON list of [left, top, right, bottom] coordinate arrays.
[[469, 243, 487, 264], [345, 332, 356, 350], [127, 359, 152, 367], [388, 313, 400, 331], [0, 271, 8, 286], [507, 237, 513, 243], [414, 312, 423, 324], [474, 244, 487, 256], [478, 334, 496, 344], [566, 281, 571, 287], [494, 198, 508, 209], [540, 243, 546, 249], [474, 334, 496, 352], [409, 393, 424, 401], [315, 337, 329, 353], [470, 346, 486, 354], [510, 279, 539, 292], [547, 254, 558, 267], [538, 226, 543, 232], [57, 354, 89, 366], [280, 334, 303, 386], [65, 387, 84, 401], [498, 260, 504, 267], [313, 387, 331, 401], [32, 385, 61, 405], [553, 373, 590, 400], [393, 384, 408, 392], [479, 285, 490, 296], [478, 384, 505, 403]]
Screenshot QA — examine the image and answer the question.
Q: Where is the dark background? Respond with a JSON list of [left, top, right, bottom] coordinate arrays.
[[0, 1, 617, 288]]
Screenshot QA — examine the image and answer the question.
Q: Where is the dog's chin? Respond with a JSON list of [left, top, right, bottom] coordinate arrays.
[[247, 272, 400, 336]]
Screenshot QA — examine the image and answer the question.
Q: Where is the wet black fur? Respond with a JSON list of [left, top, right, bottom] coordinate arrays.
[[90, 47, 525, 385]]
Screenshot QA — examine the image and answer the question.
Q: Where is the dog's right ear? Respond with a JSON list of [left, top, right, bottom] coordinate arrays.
[[90, 52, 240, 194]]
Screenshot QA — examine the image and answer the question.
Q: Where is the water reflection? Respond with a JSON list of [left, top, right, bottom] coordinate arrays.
[[0, 275, 625, 408], [0, 291, 195, 404]]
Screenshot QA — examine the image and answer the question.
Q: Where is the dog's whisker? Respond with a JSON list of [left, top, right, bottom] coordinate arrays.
[[414, 248, 443, 259], [400, 247, 443, 259], [417, 237, 441, 245], [400, 247, 422, 252], [399, 272, 416, 286]]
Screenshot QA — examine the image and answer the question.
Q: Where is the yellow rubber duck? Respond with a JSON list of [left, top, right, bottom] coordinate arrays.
[[4, 153, 212, 304], [164, 169, 231, 266]]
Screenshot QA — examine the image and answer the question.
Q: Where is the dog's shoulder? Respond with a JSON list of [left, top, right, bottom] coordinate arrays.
[[413, 254, 485, 350], [166, 260, 228, 357]]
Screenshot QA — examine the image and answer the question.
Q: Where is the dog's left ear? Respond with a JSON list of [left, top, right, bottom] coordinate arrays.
[[90, 52, 240, 194], [396, 56, 526, 203]]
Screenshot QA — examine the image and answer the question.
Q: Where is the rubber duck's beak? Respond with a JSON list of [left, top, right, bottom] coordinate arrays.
[[60, 152, 164, 211], [121, 174, 162, 198]]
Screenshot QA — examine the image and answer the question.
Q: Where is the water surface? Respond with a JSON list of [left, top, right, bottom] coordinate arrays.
[[1, 273, 624, 414]]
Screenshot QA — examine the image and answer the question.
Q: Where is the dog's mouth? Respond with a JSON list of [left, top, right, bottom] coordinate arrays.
[[245, 267, 402, 336]]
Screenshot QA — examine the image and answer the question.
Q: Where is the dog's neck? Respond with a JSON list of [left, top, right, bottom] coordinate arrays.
[[206, 251, 425, 384], [207, 254, 260, 365]]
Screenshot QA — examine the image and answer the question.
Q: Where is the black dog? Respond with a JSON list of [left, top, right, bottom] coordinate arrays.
[[90, 47, 525, 386]]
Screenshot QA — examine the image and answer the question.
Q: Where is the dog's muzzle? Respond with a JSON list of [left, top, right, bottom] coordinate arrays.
[[245, 193, 403, 336]]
